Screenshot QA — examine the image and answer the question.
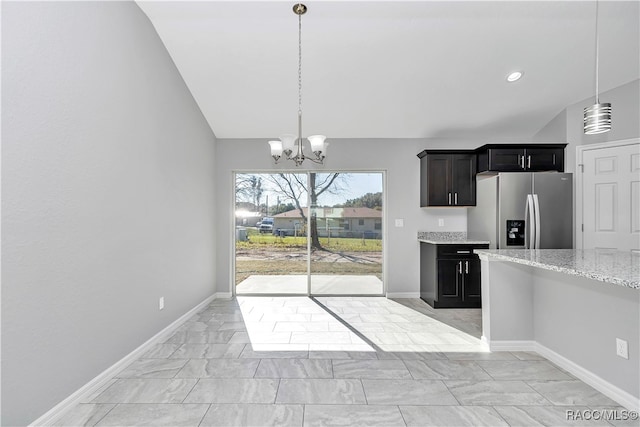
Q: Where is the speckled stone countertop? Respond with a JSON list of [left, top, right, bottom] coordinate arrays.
[[477, 249, 640, 289], [417, 231, 490, 245]]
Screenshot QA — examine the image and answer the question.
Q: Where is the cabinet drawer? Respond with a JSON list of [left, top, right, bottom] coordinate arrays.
[[437, 245, 487, 257]]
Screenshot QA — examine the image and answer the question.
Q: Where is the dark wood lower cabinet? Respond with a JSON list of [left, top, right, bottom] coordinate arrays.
[[420, 243, 488, 308]]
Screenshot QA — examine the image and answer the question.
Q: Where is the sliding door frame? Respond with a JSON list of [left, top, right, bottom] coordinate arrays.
[[231, 169, 387, 298]]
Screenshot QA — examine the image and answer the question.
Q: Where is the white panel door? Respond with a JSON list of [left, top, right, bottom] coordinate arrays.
[[582, 142, 640, 251]]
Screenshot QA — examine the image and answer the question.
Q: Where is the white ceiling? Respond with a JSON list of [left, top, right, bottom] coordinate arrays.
[[137, 1, 639, 140]]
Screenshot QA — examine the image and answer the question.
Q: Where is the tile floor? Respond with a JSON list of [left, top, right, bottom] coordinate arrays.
[[56, 297, 634, 426]]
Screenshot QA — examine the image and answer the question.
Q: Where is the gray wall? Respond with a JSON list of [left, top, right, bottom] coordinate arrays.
[[534, 79, 640, 173], [2, 2, 217, 425], [216, 137, 490, 296]]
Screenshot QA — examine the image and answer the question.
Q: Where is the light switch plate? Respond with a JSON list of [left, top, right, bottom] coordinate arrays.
[[395, 219, 404, 227]]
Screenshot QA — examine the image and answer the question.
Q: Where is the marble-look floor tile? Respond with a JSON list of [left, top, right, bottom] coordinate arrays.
[[247, 331, 292, 344], [239, 347, 309, 359], [359, 332, 414, 345], [376, 349, 446, 361], [273, 322, 329, 332], [95, 404, 209, 426], [228, 331, 251, 343], [175, 359, 260, 378], [332, 359, 411, 379], [80, 379, 119, 404], [116, 359, 188, 379], [308, 350, 378, 360], [526, 380, 620, 406], [255, 359, 332, 378], [170, 343, 246, 359], [142, 344, 180, 358], [276, 379, 366, 404], [200, 404, 303, 427], [443, 351, 518, 361], [307, 343, 374, 352], [209, 314, 246, 322], [445, 380, 550, 405], [53, 403, 115, 427], [399, 405, 508, 426], [476, 360, 573, 380], [217, 322, 248, 331], [362, 379, 458, 405], [290, 331, 353, 344], [494, 405, 604, 426], [91, 379, 197, 404], [511, 351, 547, 360], [303, 405, 405, 427], [404, 359, 492, 380], [184, 379, 279, 403]]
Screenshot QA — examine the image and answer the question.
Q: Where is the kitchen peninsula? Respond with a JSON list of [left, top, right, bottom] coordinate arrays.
[[479, 248, 640, 410]]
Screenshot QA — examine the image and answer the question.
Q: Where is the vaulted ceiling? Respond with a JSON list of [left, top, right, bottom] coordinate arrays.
[[137, 1, 639, 139]]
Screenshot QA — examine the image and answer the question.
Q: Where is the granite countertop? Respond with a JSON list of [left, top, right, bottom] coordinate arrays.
[[417, 231, 490, 245], [477, 249, 640, 289]]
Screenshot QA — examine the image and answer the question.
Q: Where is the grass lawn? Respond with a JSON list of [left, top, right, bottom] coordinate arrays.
[[237, 229, 382, 252]]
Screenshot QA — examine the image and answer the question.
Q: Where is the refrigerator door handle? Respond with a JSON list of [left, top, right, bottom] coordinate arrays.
[[525, 194, 535, 249], [533, 194, 541, 249]]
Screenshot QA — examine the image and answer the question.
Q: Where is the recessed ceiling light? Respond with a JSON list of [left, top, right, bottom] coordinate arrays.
[[506, 71, 524, 82]]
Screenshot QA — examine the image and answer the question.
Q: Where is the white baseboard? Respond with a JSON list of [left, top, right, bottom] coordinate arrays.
[[487, 340, 536, 352], [30, 293, 218, 427], [386, 292, 420, 298], [487, 339, 640, 411], [214, 291, 233, 299], [535, 342, 640, 412]]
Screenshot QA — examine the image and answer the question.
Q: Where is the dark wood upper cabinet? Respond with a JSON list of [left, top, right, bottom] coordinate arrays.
[[476, 144, 566, 173], [418, 150, 476, 207]]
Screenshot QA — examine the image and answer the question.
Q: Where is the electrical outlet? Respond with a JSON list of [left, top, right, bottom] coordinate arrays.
[[159, 297, 165, 311], [438, 218, 445, 227], [395, 219, 404, 227], [616, 338, 628, 359]]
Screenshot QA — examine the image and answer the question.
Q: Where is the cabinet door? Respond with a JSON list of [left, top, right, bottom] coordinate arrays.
[[437, 259, 462, 302], [462, 258, 481, 300], [426, 154, 452, 206], [524, 148, 564, 172], [452, 154, 476, 206], [488, 148, 525, 171]]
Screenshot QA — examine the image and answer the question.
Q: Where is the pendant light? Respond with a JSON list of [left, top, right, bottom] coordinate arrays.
[[584, 0, 612, 135], [268, 3, 327, 166]]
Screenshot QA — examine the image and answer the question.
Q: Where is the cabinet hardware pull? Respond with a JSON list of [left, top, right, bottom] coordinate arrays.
[[458, 261, 463, 274], [527, 155, 531, 169], [465, 261, 469, 274], [448, 193, 452, 205], [456, 250, 471, 254], [520, 155, 525, 169], [454, 192, 458, 205], [553, 154, 556, 164]]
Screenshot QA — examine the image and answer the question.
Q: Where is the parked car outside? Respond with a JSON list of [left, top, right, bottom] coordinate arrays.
[[259, 217, 274, 234]]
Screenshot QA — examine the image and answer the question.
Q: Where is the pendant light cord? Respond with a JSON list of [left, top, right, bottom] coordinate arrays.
[[594, 0, 600, 103]]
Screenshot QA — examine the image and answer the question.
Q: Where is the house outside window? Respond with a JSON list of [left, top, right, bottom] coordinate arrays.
[[375, 221, 382, 230], [358, 219, 365, 226]]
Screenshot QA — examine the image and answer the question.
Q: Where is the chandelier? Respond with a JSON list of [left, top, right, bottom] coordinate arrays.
[[584, 0, 612, 135], [268, 3, 327, 166]]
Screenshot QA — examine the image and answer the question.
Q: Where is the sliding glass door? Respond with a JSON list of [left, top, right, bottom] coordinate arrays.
[[234, 172, 383, 296]]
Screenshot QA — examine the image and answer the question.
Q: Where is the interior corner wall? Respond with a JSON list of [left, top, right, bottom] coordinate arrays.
[[534, 79, 640, 173], [1, 2, 217, 425]]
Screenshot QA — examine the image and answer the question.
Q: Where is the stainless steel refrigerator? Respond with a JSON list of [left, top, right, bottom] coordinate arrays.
[[467, 172, 573, 249]]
